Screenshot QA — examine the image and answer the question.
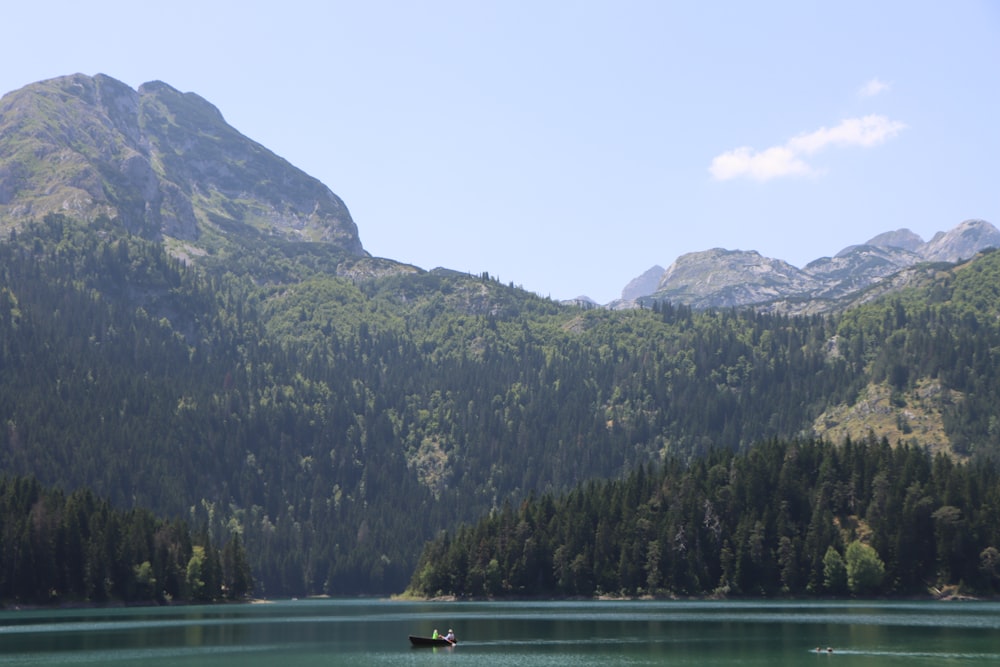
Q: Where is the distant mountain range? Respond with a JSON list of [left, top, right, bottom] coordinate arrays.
[[601, 219, 1000, 313], [2, 74, 996, 316]]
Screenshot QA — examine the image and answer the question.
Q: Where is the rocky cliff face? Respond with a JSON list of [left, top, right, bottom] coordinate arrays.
[[617, 220, 1000, 313], [922, 219, 1000, 263], [620, 264, 666, 302], [0, 73, 365, 258], [645, 249, 821, 310]]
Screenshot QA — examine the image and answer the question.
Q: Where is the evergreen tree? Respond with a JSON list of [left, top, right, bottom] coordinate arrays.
[[822, 546, 847, 595]]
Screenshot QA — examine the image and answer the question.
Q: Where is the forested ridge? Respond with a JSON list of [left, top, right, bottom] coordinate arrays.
[[407, 436, 1000, 599], [1, 214, 999, 598]]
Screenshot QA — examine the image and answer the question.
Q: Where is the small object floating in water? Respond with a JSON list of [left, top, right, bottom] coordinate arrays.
[[409, 635, 457, 647]]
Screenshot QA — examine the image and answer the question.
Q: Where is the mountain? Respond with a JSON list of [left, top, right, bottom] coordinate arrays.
[[0, 73, 370, 272], [3, 73, 1000, 601], [628, 249, 822, 310], [617, 220, 1000, 312], [620, 264, 665, 301], [865, 228, 925, 253], [923, 219, 1000, 262], [6, 75, 995, 315]]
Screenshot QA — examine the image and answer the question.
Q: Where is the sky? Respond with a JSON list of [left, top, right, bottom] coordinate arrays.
[[2, 1, 998, 304]]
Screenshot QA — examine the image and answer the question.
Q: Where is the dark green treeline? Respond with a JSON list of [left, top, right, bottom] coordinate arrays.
[[407, 437, 1000, 598], [0, 476, 253, 604]]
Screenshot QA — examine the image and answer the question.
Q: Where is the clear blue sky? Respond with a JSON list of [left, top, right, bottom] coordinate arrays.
[[2, 1, 998, 303]]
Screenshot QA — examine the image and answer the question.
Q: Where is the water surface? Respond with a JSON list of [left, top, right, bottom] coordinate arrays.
[[0, 599, 997, 665]]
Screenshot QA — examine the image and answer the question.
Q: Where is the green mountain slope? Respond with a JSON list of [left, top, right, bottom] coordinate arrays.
[[2, 214, 999, 596]]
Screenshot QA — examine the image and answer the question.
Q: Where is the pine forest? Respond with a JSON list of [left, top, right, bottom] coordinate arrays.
[[407, 436, 1000, 599], [1, 214, 999, 601]]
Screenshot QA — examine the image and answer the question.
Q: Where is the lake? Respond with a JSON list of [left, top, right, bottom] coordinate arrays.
[[0, 599, 997, 666]]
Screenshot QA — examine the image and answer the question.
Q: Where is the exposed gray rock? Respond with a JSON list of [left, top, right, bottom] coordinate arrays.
[[648, 249, 820, 310], [621, 219, 999, 313], [865, 228, 925, 252], [921, 219, 1000, 263], [621, 265, 665, 301], [0, 73, 366, 258], [804, 244, 921, 299], [562, 296, 600, 308]]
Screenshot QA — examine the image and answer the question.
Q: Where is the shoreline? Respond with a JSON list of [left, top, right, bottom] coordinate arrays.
[[6, 585, 989, 611], [395, 588, 992, 604]]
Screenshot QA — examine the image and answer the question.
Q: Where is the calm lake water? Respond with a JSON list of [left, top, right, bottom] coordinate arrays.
[[0, 599, 997, 666]]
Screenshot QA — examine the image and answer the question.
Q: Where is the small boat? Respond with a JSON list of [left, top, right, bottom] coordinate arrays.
[[409, 635, 456, 647]]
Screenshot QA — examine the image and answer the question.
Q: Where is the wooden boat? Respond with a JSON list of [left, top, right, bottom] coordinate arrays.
[[409, 635, 456, 647]]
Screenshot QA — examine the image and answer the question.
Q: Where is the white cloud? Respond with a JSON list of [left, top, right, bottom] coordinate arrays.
[[710, 114, 907, 182], [788, 115, 907, 153], [859, 78, 889, 97], [709, 145, 815, 182]]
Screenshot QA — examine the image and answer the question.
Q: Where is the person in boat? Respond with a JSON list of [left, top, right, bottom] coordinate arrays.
[[445, 629, 455, 643], [432, 629, 440, 640]]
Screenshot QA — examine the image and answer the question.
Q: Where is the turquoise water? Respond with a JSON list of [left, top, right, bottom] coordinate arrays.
[[0, 599, 997, 665]]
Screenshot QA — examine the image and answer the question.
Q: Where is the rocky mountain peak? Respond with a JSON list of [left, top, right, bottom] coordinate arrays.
[[618, 219, 999, 314], [864, 228, 925, 253], [922, 219, 1000, 263], [0, 73, 365, 259], [621, 265, 665, 301], [649, 249, 819, 310]]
